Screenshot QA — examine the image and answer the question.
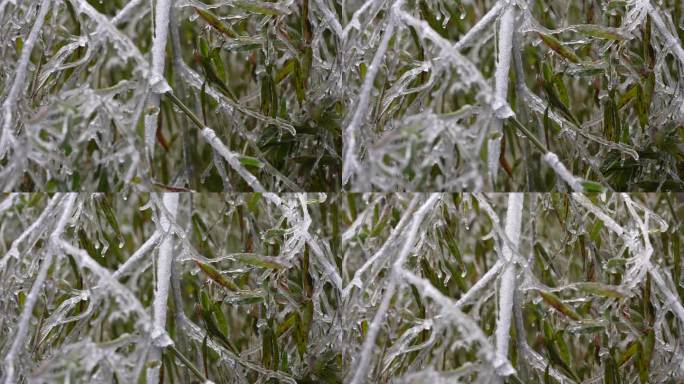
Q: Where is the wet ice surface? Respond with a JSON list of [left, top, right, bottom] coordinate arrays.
[[1, 193, 683, 383]]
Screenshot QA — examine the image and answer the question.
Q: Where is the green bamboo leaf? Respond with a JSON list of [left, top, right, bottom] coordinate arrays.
[[247, 193, 262, 214], [275, 58, 296, 83], [292, 59, 306, 104], [552, 74, 570, 107], [539, 290, 582, 320], [420, 258, 448, 295], [17, 291, 26, 310], [674, 231, 682, 299], [604, 351, 622, 384], [15, 37, 23, 56], [418, 0, 448, 37], [618, 84, 638, 109], [553, 331, 572, 366], [574, 282, 626, 298], [543, 79, 581, 126], [369, 210, 390, 238], [238, 156, 265, 169], [574, 24, 626, 40], [195, 260, 239, 290], [195, 8, 237, 38], [276, 312, 297, 337], [97, 196, 123, 243], [236, 254, 286, 269], [636, 73, 655, 129], [544, 364, 552, 384], [543, 321, 581, 382], [213, 304, 229, 336], [200, 300, 238, 353], [639, 329, 655, 383], [589, 219, 604, 242], [202, 333, 209, 378], [538, 33, 581, 63], [77, 229, 100, 262], [534, 242, 559, 277], [234, 1, 283, 16], [197, 51, 237, 101], [192, 212, 215, 245], [617, 340, 639, 366]]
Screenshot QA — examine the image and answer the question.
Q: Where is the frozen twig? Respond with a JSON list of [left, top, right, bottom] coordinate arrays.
[[648, 267, 684, 326], [343, 195, 420, 297], [647, 5, 684, 69], [163, 91, 268, 192], [508, 117, 585, 191], [487, 4, 516, 184], [343, 0, 403, 186], [175, 314, 297, 383], [0, 0, 51, 160], [573, 193, 684, 326], [147, 193, 179, 384], [2, 193, 76, 384], [454, 260, 504, 308], [144, 0, 172, 160], [453, 1, 504, 50], [543, 152, 583, 192], [112, 231, 162, 279], [494, 193, 523, 380], [399, 269, 508, 374], [571, 194, 625, 237], [201, 127, 266, 192], [0, 194, 62, 268], [349, 194, 439, 384]]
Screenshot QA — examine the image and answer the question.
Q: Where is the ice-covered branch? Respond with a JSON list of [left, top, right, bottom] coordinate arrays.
[[112, 231, 161, 279], [453, 1, 504, 50], [487, 4, 516, 184], [571, 194, 625, 237], [0, 194, 62, 268], [2, 193, 76, 384], [147, 193, 178, 384], [647, 5, 684, 69], [144, 0, 172, 160], [0, 0, 51, 160], [543, 152, 583, 192], [494, 193, 523, 380], [349, 194, 439, 384], [343, 0, 403, 186], [201, 127, 266, 192], [399, 269, 509, 374], [343, 195, 420, 297], [162, 91, 268, 192]]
